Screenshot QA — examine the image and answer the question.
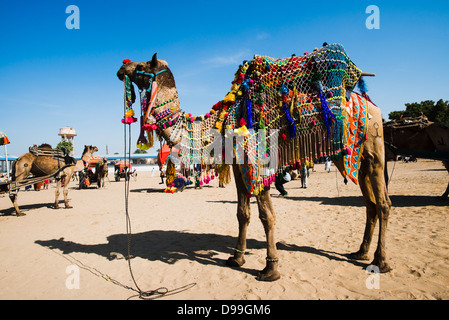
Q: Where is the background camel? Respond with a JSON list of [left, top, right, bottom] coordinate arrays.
[[117, 51, 391, 281], [95, 157, 109, 188], [9, 144, 98, 216], [384, 117, 449, 198]]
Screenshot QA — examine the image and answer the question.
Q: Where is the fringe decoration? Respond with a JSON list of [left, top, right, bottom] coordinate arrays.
[[166, 158, 176, 186], [217, 164, 231, 186]]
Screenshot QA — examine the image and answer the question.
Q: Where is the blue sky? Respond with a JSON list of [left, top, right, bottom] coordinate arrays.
[[1, 0, 448, 157]]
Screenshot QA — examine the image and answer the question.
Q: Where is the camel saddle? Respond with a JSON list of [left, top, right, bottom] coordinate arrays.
[[29, 145, 76, 165]]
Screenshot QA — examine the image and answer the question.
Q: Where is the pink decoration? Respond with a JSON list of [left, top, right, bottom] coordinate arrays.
[[121, 116, 137, 124], [345, 147, 352, 155]]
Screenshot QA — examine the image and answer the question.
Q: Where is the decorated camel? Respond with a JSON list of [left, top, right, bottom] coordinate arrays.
[[117, 44, 392, 281], [384, 116, 449, 198], [9, 144, 98, 216]]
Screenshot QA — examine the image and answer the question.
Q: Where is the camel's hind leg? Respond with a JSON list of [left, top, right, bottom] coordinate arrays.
[[333, 158, 379, 261], [226, 165, 251, 267], [442, 161, 449, 199], [9, 193, 24, 217], [55, 172, 73, 210], [9, 159, 32, 216], [365, 154, 392, 273], [255, 186, 280, 282], [349, 163, 379, 261], [54, 178, 62, 209]]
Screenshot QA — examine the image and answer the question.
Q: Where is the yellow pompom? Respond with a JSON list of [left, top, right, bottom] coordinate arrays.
[[125, 109, 135, 118], [223, 92, 236, 103]]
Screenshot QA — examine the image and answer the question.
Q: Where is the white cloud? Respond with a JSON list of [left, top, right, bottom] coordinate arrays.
[[202, 50, 251, 67], [256, 32, 270, 40]]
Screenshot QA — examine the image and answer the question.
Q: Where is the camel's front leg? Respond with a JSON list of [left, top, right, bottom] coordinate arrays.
[[256, 187, 280, 282], [63, 174, 73, 209], [226, 165, 251, 268], [54, 178, 61, 209]]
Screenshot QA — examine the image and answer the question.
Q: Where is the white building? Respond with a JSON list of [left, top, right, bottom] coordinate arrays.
[[58, 127, 77, 156]]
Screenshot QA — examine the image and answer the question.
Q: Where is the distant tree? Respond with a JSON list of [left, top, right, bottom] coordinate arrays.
[[388, 111, 403, 120], [388, 99, 449, 127], [133, 149, 148, 154], [56, 140, 73, 155]]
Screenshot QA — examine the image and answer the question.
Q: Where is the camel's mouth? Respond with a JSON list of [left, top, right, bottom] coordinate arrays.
[[117, 66, 126, 81]]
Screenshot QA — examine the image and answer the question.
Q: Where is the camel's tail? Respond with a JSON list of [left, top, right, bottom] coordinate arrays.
[[10, 160, 16, 181]]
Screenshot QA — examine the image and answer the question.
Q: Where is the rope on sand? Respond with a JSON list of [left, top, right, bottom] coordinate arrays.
[[123, 90, 196, 299]]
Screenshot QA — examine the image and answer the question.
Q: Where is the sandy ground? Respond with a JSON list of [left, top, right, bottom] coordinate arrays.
[[0, 159, 448, 300]]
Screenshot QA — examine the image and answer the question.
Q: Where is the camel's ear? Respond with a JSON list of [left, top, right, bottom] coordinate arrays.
[[149, 53, 158, 67]]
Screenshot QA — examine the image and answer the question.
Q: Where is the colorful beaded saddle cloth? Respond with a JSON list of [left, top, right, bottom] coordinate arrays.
[[126, 43, 370, 195]]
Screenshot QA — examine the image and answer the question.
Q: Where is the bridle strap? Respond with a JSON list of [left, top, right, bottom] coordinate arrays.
[[136, 69, 167, 95]]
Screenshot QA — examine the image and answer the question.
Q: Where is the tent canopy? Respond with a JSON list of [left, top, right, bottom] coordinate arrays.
[[157, 143, 179, 168], [0, 132, 10, 146]]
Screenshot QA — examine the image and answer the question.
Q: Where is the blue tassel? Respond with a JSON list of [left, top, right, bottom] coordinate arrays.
[[318, 89, 336, 139], [279, 84, 289, 96], [246, 98, 253, 129], [283, 102, 296, 139], [357, 77, 368, 94], [279, 84, 296, 139]]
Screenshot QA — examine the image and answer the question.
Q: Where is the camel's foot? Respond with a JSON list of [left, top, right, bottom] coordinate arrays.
[[54, 204, 60, 209], [257, 260, 280, 282], [348, 250, 371, 261], [226, 254, 246, 268], [371, 258, 392, 273], [65, 203, 73, 209], [16, 211, 26, 217]]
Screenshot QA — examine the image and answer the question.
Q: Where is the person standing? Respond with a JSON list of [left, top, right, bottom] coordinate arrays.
[[300, 164, 309, 188], [325, 156, 331, 173]]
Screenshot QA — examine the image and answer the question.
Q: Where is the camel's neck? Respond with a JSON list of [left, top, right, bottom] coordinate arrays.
[[155, 85, 182, 144], [81, 151, 94, 163]]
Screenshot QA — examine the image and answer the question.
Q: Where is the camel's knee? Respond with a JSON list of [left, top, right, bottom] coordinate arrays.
[[237, 208, 251, 225], [259, 211, 276, 231], [377, 201, 391, 219]]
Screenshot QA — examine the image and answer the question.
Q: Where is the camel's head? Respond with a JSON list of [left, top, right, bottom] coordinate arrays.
[[117, 53, 180, 144], [116, 53, 175, 91], [83, 145, 98, 155]]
